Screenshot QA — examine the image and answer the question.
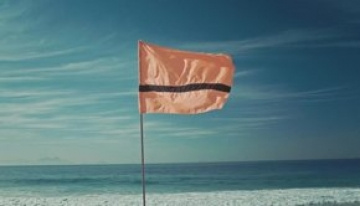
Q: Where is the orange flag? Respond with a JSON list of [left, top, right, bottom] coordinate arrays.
[[138, 41, 235, 114]]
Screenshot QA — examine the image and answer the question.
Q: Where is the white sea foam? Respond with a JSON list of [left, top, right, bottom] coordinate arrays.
[[1, 188, 360, 206]]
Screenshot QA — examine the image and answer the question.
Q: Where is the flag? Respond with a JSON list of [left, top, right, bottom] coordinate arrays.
[[138, 41, 235, 114]]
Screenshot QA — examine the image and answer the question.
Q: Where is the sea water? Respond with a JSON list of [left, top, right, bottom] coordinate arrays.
[[0, 159, 360, 206]]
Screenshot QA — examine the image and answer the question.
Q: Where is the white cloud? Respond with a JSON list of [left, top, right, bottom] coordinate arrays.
[[233, 85, 345, 102], [0, 57, 137, 84], [0, 46, 88, 62], [234, 69, 259, 79], [180, 29, 338, 54], [0, 76, 45, 82], [226, 82, 347, 132], [301, 41, 360, 48], [179, 28, 360, 54], [0, 0, 31, 25], [1, 58, 135, 77], [213, 116, 287, 132], [0, 86, 138, 139], [0, 1, 84, 61], [0, 1, 128, 63], [141, 120, 219, 139]]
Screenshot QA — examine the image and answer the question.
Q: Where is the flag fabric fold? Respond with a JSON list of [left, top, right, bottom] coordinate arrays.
[[138, 41, 235, 114]]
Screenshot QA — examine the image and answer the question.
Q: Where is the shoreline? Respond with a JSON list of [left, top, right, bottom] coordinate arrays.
[[1, 188, 360, 206]]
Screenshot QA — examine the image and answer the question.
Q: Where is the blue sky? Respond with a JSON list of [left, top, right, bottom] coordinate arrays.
[[0, 0, 359, 165]]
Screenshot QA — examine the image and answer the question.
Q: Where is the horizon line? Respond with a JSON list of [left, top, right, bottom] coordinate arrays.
[[1, 157, 359, 167]]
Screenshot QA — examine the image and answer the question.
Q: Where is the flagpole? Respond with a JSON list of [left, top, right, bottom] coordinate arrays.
[[140, 113, 146, 206], [138, 40, 146, 206]]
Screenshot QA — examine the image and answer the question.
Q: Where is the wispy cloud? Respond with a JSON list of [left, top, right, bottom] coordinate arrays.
[[1, 57, 136, 78], [226, 76, 349, 131], [0, 0, 31, 27], [300, 41, 360, 48], [0, 76, 45, 82], [179, 28, 360, 55], [141, 120, 218, 139], [0, 1, 83, 61], [180, 29, 338, 54], [0, 1, 142, 144], [0, 109, 138, 141], [212, 116, 288, 133], [0, 2, 136, 83], [0, 1, 128, 63], [0, 88, 73, 98], [0, 86, 138, 140], [0, 46, 88, 62], [0, 90, 135, 115], [234, 69, 259, 79], [226, 85, 347, 130], [233, 85, 345, 102], [139, 115, 286, 139]]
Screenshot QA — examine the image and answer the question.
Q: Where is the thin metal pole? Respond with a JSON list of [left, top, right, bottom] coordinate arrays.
[[140, 113, 146, 206]]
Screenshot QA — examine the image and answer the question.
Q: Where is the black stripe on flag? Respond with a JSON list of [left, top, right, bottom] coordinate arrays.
[[139, 83, 231, 93]]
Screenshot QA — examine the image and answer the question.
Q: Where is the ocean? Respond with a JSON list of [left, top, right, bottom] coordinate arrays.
[[0, 159, 360, 206]]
